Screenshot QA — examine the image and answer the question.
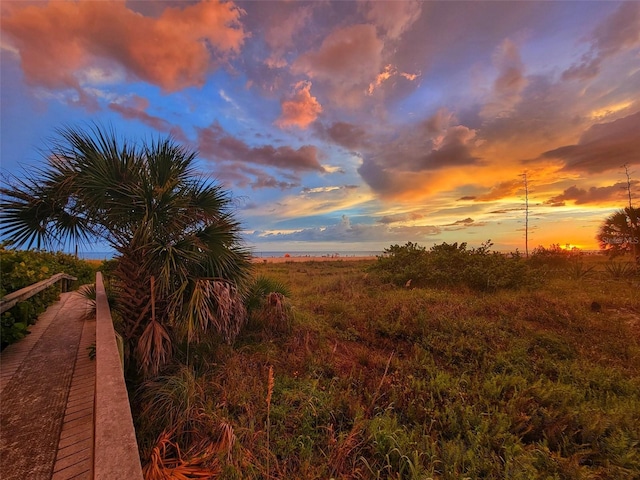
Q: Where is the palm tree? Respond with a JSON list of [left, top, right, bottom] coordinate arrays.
[[1, 125, 252, 375], [596, 207, 639, 262]]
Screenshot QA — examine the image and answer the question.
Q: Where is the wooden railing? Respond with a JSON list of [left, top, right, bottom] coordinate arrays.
[[0, 272, 77, 314], [94, 271, 144, 479]]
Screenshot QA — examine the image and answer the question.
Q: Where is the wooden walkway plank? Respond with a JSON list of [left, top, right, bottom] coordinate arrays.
[[0, 291, 95, 480]]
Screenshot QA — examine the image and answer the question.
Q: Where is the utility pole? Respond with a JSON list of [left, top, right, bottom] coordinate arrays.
[[521, 172, 529, 258], [623, 163, 633, 211], [622, 164, 638, 265]]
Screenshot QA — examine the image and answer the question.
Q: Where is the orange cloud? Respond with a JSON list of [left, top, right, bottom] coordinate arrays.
[[368, 64, 421, 95], [543, 111, 640, 173], [1, 0, 246, 93], [474, 180, 523, 202], [545, 182, 638, 206], [276, 81, 323, 129]]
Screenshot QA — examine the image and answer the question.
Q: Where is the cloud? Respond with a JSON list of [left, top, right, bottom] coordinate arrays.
[[276, 81, 323, 129], [474, 180, 523, 202], [197, 122, 325, 172], [368, 64, 396, 95], [251, 215, 440, 244], [302, 185, 358, 194], [212, 163, 300, 191], [363, 0, 422, 40], [264, 5, 313, 68], [358, 120, 479, 198], [546, 182, 637, 206], [367, 64, 420, 95], [317, 121, 369, 150], [445, 218, 474, 226], [481, 38, 527, 119], [292, 24, 384, 106], [108, 95, 187, 142], [442, 217, 486, 231], [1, 0, 246, 93], [562, 2, 640, 81], [542, 112, 640, 173], [378, 213, 424, 224]]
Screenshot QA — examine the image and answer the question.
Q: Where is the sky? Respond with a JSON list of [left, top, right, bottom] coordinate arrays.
[[1, 0, 639, 255]]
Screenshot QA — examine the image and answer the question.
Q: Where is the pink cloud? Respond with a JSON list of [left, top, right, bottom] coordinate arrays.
[[363, 0, 422, 40], [276, 81, 323, 129], [264, 5, 313, 68], [292, 24, 383, 106], [1, 0, 246, 93], [107, 95, 188, 143]]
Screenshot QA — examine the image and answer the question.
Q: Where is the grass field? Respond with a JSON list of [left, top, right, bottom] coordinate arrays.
[[137, 255, 640, 479]]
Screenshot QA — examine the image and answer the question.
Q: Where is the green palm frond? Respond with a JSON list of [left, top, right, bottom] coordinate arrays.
[[1, 124, 253, 375]]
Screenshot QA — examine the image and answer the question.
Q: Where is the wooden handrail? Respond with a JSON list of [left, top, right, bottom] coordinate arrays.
[[94, 271, 143, 479], [0, 273, 77, 314]]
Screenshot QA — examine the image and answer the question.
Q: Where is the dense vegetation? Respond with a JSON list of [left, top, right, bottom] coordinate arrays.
[[0, 125, 251, 375], [370, 240, 534, 291], [0, 245, 95, 348], [132, 249, 639, 479]]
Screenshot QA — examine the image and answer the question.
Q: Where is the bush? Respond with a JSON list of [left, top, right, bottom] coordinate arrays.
[[1, 245, 96, 348], [371, 240, 536, 291], [529, 244, 578, 268]]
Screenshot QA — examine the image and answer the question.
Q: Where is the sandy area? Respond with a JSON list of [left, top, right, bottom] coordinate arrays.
[[251, 255, 377, 264]]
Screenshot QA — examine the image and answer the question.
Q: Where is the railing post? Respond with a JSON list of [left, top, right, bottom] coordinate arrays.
[[94, 272, 143, 479]]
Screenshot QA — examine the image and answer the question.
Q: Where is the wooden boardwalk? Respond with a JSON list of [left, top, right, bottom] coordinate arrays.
[[0, 291, 95, 480]]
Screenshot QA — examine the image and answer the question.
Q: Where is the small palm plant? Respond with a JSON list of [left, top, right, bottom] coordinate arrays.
[[0, 125, 252, 375], [245, 276, 292, 333]]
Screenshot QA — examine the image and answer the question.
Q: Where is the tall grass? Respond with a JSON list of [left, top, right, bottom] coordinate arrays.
[[134, 257, 639, 479]]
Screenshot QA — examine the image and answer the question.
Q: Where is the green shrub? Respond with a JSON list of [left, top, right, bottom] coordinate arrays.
[[529, 243, 577, 268], [0, 245, 96, 348], [371, 240, 536, 291], [605, 261, 637, 279]]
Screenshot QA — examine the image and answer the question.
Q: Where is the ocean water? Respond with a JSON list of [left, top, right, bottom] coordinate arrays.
[[252, 250, 381, 258], [78, 251, 115, 261], [79, 250, 383, 261]]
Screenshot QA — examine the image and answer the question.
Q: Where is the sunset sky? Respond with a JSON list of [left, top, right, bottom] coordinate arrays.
[[1, 1, 639, 254]]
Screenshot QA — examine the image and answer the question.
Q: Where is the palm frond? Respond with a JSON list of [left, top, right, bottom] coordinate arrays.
[[136, 319, 173, 377]]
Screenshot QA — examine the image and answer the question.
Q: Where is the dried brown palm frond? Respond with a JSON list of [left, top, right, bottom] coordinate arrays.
[[212, 280, 247, 343], [172, 279, 247, 345], [143, 428, 221, 480], [136, 319, 172, 377]]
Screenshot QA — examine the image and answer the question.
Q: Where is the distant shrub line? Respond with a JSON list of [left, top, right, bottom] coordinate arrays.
[[371, 241, 637, 290], [370, 241, 536, 291]]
